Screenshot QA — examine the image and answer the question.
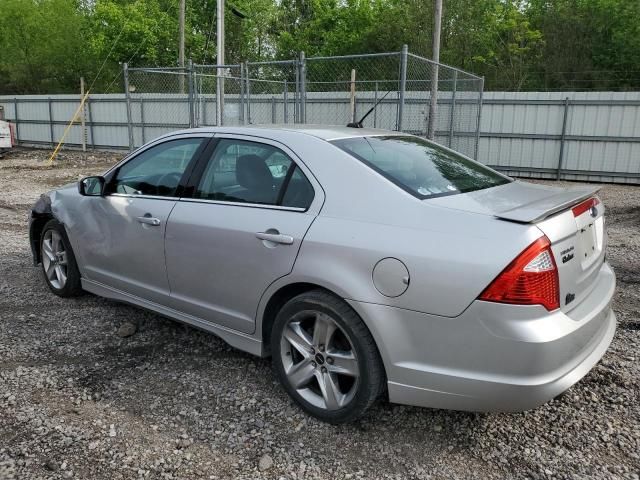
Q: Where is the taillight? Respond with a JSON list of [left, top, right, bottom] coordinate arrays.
[[572, 197, 600, 217], [479, 236, 560, 311]]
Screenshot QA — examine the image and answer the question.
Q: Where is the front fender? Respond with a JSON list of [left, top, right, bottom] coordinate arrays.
[[28, 184, 78, 265], [29, 193, 54, 265]]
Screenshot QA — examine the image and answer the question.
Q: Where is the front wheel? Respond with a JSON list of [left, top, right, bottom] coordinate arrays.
[[271, 290, 385, 423], [40, 219, 83, 297]]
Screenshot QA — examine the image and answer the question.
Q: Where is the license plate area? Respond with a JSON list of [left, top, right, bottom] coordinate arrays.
[[576, 216, 604, 269]]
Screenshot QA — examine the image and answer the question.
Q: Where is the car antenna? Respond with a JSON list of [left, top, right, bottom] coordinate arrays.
[[347, 90, 392, 128]]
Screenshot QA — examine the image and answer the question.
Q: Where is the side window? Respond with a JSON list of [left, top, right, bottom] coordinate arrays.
[[281, 167, 314, 209], [265, 151, 291, 179], [196, 139, 285, 205], [196, 138, 315, 208], [111, 138, 204, 197]]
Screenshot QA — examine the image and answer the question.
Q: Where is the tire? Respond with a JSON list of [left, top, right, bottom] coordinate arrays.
[[271, 289, 385, 423], [40, 219, 83, 297]]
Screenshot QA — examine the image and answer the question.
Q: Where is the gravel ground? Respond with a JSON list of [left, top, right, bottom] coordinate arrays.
[[0, 148, 639, 480]]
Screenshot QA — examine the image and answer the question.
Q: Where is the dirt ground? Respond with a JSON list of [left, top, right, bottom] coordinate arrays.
[[0, 147, 639, 480]]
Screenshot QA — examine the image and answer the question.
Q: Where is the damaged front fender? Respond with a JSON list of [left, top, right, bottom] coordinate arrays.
[[29, 183, 86, 266], [29, 192, 55, 265]]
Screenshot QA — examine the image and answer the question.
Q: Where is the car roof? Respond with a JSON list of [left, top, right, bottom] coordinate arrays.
[[165, 125, 406, 142]]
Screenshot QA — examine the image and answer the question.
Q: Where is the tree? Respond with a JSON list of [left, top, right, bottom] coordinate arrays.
[[527, 0, 640, 90], [442, 0, 543, 90], [0, 0, 96, 93], [1, 0, 639, 93]]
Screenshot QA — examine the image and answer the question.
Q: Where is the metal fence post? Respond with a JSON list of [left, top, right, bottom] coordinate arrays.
[[188, 59, 195, 128], [201, 78, 207, 126], [87, 96, 95, 150], [239, 63, 245, 125], [283, 79, 289, 124], [140, 98, 146, 144], [48, 97, 54, 146], [556, 97, 571, 180], [473, 77, 484, 160], [294, 60, 300, 123], [245, 61, 251, 124], [374, 81, 378, 128], [299, 51, 306, 123], [123, 63, 134, 150], [397, 45, 408, 131], [80, 77, 87, 152], [271, 96, 276, 123], [448, 70, 458, 147]]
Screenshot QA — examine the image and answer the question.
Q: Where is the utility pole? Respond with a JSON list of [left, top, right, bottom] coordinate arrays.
[[179, 0, 186, 93], [215, 0, 225, 125], [427, 0, 442, 140]]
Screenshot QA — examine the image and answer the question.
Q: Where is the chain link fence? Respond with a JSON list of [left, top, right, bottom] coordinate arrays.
[[124, 46, 484, 158]]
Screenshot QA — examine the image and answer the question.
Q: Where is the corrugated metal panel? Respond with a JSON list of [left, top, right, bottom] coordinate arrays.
[[476, 92, 640, 184], [2, 92, 639, 183]]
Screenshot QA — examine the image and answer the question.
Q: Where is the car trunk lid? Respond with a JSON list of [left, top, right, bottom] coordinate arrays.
[[428, 180, 600, 223], [428, 181, 606, 313]]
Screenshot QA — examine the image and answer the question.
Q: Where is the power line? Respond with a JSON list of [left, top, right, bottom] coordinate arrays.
[[86, 22, 127, 93], [103, 39, 148, 93]]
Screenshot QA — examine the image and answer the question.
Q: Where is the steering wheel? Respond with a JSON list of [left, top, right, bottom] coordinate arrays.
[[156, 171, 183, 195]]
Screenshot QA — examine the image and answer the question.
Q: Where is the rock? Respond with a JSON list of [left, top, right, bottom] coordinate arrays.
[[116, 322, 137, 338], [44, 459, 59, 471], [177, 438, 191, 449], [258, 454, 273, 472]]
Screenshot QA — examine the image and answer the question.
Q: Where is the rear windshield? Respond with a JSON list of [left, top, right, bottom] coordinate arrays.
[[332, 135, 510, 199]]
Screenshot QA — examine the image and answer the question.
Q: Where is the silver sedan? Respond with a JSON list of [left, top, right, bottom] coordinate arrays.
[[29, 126, 616, 423]]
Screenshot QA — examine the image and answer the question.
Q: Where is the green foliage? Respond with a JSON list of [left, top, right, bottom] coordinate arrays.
[[0, 0, 638, 93], [527, 0, 640, 90], [457, 0, 544, 90], [0, 0, 94, 93]]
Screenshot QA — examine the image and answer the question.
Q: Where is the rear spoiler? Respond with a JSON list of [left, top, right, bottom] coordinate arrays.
[[495, 186, 601, 223]]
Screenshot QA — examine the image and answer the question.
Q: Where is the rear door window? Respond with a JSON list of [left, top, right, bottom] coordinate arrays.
[[332, 136, 510, 199], [195, 138, 314, 209]]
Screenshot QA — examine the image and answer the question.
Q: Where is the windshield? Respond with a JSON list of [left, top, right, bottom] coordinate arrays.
[[332, 136, 511, 199]]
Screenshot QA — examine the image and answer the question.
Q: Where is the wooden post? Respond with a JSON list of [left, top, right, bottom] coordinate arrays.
[[427, 0, 443, 139]]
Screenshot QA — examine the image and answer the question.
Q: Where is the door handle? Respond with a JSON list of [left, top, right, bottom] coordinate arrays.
[[255, 231, 294, 245], [136, 215, 161, 226]]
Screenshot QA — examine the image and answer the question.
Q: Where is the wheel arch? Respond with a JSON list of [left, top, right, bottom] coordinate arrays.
[[258, 280, 387, 374], [260, 282, 330, 355], [29, 213, 55, 264]]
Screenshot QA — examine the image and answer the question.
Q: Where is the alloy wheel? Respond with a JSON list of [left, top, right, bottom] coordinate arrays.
[[280, 310, 360, 410], [42, 229, 68, 289]]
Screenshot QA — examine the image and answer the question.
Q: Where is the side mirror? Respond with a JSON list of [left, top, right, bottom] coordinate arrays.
[[78, 176, 105, 196]]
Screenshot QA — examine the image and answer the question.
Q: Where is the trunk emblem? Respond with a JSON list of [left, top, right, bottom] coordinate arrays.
[[561, 246, 575, 264]]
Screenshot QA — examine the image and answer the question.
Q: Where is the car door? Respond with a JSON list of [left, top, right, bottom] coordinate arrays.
[[76, 135, 209, 304], [164, 135, 324, 334]]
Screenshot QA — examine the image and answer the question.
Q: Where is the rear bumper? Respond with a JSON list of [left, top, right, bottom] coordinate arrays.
[[348, 262, 616, 412]]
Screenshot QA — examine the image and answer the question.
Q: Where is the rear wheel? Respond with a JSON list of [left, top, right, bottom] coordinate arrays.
[[40, 219, 83, 297], [271, 290, 385, 423]]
